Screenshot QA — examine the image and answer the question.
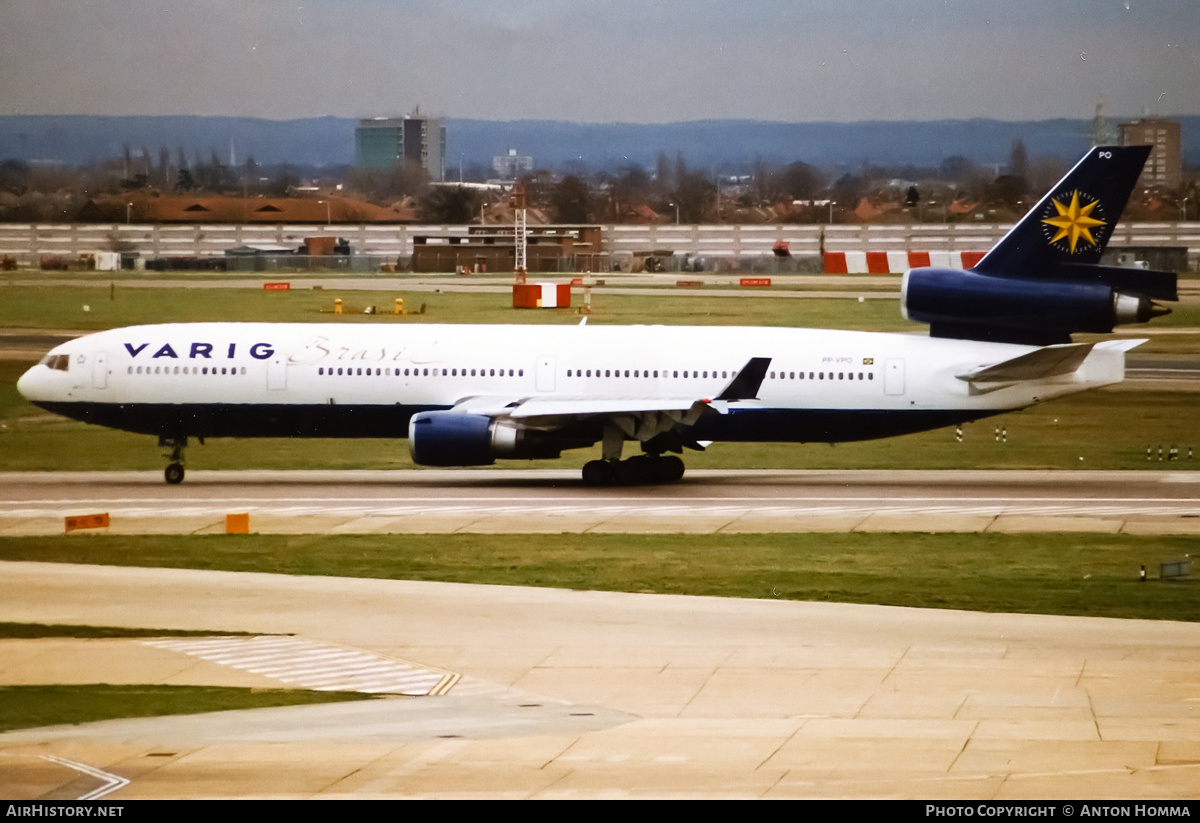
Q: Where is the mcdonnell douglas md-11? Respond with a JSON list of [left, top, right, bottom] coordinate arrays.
[[17, 146, 1177, 485]]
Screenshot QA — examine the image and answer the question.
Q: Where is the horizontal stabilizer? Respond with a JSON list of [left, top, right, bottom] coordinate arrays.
[[1057, 263, 1177, 301], [956, 343, 1095, 383], [1093, 338, 1147, 353]]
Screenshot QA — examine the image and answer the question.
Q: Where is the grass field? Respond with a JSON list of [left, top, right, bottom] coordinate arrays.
[[1, 532, 1195, 622], [0, 282, 918, 331], [5, 279, 1200, 348], [0, 622, 249, 639], [0, 684, 375, 733]]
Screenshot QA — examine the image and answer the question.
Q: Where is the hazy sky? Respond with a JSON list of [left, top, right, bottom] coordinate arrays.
[[2, 0, 1198, 123]]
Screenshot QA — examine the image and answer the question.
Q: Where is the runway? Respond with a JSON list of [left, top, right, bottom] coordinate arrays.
[[2, 469, 1198, 535], [2, 561, 1200, 798]]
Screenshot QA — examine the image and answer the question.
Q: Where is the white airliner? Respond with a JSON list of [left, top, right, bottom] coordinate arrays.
[[16, 146, 1176, 485]]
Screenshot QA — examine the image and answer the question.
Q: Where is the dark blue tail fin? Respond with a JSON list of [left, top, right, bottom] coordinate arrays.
[[972, 145, 1148, 276]]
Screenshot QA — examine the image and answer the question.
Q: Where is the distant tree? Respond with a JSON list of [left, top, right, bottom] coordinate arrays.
[[776, 161, 824, 201], [550, 175, 591, 223], [265, 169, 300, 197], [830, 172, 866, 207], [673, 170, 715, 223], [655, 152, 674, 191], [347, 160, 429, 203], [242, 156, 260, 195], [0, 159, 31, 194], [751, 155, 774, 202], [610, 164, 652, 218], [985, 174, 1029, 210], [1009, 139, 1028, 180], [120, 173, 149, 191], [1028, 156, 1069, 194], [939, 155, 975, 182], [174, 168, 195, 193], [418, 185, 481, 223]]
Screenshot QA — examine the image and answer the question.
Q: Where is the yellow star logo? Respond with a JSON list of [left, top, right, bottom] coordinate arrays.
[[1041, 190, 1106, 253]]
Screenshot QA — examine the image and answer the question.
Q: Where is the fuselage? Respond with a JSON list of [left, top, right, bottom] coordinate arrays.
[[16, 321, 1127, 447]]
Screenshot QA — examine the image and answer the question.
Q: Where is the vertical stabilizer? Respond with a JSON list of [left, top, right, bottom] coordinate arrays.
[[971, 145, 1149, 277]]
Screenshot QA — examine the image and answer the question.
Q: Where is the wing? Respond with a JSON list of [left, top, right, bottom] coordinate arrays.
[[450, 357, 772, 444]]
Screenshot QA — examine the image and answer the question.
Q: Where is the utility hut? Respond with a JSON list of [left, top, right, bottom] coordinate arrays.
[[409, 226, 601, 274]]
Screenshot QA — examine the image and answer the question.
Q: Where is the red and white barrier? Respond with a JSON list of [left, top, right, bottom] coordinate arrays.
[[513, 282, 571, 309], [823, 251, 986, 274]]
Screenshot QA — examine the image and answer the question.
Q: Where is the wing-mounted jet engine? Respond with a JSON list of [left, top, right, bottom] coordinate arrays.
[[901, 146, 1177, 346]]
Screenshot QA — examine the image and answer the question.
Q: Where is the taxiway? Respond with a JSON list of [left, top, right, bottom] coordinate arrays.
[[2, 561, 1200, 799]]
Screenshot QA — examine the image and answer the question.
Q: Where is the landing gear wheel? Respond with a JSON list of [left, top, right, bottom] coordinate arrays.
[[164, 462, 185, 485], [618, 456, 649, 486], [581, 456, 685, 486], [659, 455, 685, 483], [582, 459, 616, 486]]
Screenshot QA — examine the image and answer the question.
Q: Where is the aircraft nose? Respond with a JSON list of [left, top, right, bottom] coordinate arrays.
[[16, 363, 46, 402]]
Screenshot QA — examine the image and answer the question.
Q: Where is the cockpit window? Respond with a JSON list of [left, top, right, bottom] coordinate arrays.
[[39, 354, 70, 372]]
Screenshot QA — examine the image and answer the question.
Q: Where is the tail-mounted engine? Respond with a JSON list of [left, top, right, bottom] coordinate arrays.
[[902, 266, 1174, 346]]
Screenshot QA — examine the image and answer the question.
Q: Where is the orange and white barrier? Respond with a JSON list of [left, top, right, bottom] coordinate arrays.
[[823, 251, 987, 274]]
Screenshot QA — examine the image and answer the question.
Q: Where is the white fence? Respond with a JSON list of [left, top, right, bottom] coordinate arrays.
[[2, 222, 1198, 268]]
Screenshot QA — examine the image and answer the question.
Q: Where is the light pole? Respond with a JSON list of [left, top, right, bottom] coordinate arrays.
[[669, 201, 679, 224], [125, 202, 133, 224], [318, 200, 330, 226]]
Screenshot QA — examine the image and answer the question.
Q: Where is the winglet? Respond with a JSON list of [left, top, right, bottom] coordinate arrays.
[[716, 357, 771, 401]]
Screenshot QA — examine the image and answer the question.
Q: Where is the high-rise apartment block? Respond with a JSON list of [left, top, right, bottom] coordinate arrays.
[[492, 149, 534, 180], [1118, 117, 1182, 190], [355, 115, 446, 181]]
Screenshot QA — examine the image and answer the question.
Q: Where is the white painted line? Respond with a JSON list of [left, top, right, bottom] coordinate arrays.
[[145, 636, 455, 696], [41, 754, 130, 800]]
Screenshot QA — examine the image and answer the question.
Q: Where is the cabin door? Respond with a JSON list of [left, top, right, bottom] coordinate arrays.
[[536, 355, 556, 392], [91, 352, 108, 389], [884, 358, 905, 396], [267, 356, 287, 390]]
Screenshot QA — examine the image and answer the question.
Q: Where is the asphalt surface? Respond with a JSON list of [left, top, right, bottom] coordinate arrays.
[[2, 469, 1199, 535]]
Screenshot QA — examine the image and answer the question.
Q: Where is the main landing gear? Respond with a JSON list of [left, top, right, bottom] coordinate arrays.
[[159, 436, 187, 485], [582, 454, 685, 486], [582, 421, 687, 486]]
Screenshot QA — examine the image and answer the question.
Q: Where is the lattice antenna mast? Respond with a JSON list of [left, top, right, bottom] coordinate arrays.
[[511, 182, 527, 284]]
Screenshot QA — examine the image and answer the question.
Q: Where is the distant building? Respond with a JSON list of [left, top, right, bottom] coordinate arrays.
[[1119, 117, 1182, 190], [492, 148, 533, 181], [355, 114, 446, 181], [78, 194, 415, 224]]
